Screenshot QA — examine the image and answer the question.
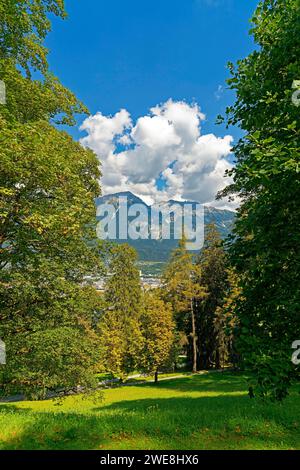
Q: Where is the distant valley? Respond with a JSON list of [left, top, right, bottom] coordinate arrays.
[[96, 191, 235, 276]]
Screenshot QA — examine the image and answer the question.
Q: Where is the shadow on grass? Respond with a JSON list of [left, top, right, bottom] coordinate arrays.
[[0, 405, 108, 450], [135, 371, 249, 394], [1, 387, 300, 450]]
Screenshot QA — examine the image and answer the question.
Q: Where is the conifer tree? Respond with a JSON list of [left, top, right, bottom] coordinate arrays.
[[100, 245, 144, 380], [196, 224, 228, 369], [214, 268, 240, 369], [162, 238, 206, 373]]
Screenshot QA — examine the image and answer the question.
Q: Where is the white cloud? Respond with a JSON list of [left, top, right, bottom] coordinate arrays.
[[80, 99, 236, 209], [80, 109, 132, 156], [214, 84, 224, 101]]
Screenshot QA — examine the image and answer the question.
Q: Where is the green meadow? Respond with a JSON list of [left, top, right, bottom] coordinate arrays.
[[1, 372, 300, 450]]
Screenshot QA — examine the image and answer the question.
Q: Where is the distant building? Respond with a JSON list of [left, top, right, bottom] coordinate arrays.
[[84, 272, 161, 292], [140, 277, 161, 289]]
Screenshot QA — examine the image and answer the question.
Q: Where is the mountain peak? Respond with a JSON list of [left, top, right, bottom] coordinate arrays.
[[98, 191, 234, 215], [95, 191, 235, 271]]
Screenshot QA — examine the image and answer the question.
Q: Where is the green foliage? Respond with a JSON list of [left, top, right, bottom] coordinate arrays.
[[0, 257, 104, 398], [99, 245, 144, 380], [162, 237, 207, 372], [162, 237, 206, 312], [0, 118, 100, 268], [0, 59, 88, 126], [140, 291, 175, 381], [0, 0, 66, 74], [214, 268, 240, 368], [0, 1, 103, 398], [196, 224, 228, 369], [220, 0, 300, 399], [0, 1, 88, 125], [2, 327, 99, 401]]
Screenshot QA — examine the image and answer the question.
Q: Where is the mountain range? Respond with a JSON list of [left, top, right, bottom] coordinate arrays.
[[95, 191, 235, 268]]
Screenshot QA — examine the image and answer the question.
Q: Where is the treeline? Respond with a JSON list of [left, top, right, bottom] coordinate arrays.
[[1, 0, 299, 402], [161, 225, 238, 374], [99, 245, 175, 383], [97, 227, 238, 383]]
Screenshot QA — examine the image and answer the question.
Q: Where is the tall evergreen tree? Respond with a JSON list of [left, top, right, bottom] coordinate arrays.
[[100, 245, 144, 380], [196, 224, 228, 369], [162, 238, 206, 373], [214, 268, 240, 369]]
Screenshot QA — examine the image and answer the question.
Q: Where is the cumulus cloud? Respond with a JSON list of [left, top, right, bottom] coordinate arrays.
[[80, 99, 235, 209]]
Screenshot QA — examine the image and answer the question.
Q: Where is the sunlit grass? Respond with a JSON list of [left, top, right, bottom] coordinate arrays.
[[1, 372, 300, 450]]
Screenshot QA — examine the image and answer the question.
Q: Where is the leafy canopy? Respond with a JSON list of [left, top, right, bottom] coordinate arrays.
[[220, 0, 300, 400]]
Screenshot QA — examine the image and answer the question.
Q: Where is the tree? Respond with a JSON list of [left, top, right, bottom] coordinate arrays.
[[196, 224, 228, 369], [0, 0, 66, 75], [214, 268, 240, 369], [140, 291, 175, 383], [0, 1, 87, 124], [0, 118, 100, 271], [219, 0, 300, 399], [0, 59, 87, 126], [162, 237, 206, 373], [99, 245, 144, 381], [0, 258, 104, 398], [0, 1, 103, 398]]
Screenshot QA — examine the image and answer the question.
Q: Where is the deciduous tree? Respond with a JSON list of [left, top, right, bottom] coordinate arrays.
[[141, 291, 175, 383], [0, 1, 103, 398], [219, 0, 300, 399]]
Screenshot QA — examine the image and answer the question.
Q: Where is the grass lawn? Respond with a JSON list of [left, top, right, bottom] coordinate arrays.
[[1, 371, 300, 450]]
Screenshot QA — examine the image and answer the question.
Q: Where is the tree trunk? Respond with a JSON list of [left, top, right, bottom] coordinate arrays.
[[154, 369, 158, 383], [215, 349, 221, 370], [191, 299, 197, 373]]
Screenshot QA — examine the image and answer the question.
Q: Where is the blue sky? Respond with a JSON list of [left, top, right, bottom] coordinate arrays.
[[46, 0, 259, 207]]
